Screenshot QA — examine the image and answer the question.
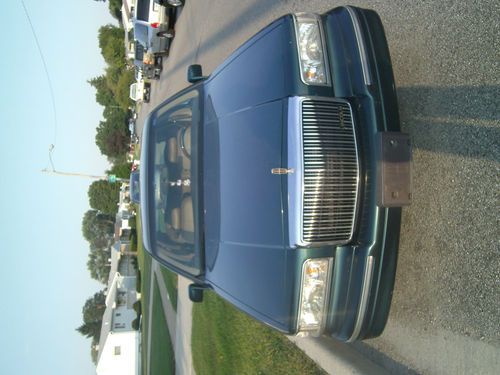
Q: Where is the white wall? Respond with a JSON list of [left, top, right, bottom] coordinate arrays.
[[96, 331, 139, 375]]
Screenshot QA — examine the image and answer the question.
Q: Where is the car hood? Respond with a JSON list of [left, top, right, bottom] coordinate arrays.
[[200, 16, 301, 331], [203, 97, 299, 331]]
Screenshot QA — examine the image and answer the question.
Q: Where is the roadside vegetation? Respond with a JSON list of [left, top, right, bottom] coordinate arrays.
[[90, 22, 135, 162], [150, 283, 175, 375], [139, 247, 152, 375], [192, 292, 327, 375], [136, 208, 176, 374], [160, 267, 178, 311], [75, 0, 141, 363]]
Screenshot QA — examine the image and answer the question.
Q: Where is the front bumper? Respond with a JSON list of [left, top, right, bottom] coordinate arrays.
[[319, 6, 406, 341]]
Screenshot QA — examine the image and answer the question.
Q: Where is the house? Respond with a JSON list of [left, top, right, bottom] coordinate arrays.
[[96, 262, 140, 375], [122, 0, 136, 32], [122, 0, 137, 60]]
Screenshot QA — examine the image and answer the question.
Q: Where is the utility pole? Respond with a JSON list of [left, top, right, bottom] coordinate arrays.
[[42, 144, 129, 183]]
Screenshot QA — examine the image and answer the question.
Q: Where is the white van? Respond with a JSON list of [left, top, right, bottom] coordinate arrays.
[[129, 80, 151, 103]]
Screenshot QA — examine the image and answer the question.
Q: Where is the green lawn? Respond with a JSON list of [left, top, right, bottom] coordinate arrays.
[[136, 205, 176, 375], [192, 291, 327, 375], [159, 266, 178, 311], [139, 252, 151, 375], [149, 281, 175, 375]]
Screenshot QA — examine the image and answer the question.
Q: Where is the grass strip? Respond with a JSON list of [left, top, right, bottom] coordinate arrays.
[[150, 280, 175, 375], [139, 253, 151, 375], [192, 291, 326, 375]]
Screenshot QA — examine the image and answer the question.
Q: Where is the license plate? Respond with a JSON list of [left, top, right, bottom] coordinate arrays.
[[376, 132, 412, 207]]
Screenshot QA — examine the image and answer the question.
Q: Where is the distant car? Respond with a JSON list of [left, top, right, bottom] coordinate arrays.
[[129, 124, 139, 144], [134, 43, 162, 80], [130, 170, 140, 204], [140, 6, 412, 342], [130, 80, 151, 103], [134, 19, 174, 56], [129, 118, 137, 138], [136, 0, 176, 26]]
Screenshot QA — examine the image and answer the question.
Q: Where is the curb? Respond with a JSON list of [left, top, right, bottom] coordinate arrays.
[[288, 336, 390, 375]]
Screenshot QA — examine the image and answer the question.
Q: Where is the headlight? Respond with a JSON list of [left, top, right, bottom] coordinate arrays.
[[294, 14, 329, 85], [297, 258, 332, 336]]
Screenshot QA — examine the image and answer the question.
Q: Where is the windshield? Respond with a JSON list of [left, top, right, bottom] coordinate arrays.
[[147, 89, 202, 276]]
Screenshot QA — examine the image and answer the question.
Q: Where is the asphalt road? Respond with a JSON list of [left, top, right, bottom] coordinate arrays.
[[137, 1, 500, 374]]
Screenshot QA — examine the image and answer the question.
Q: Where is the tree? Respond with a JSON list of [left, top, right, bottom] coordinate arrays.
[[88, 75, 117, 108], [88, 180, 121, 215], [82, 209, 115, 249], [107, 162, 133, 179], [95, 120, 130, 159], [108, 0, 123, 20], [82, 291, 107, 323], [76, 321, 102, 340], [105, 64, 123, 93], [76, 290, 107, 353], [87, 247, 112, 283], [98, 24, 125, 67], [95, 106, 130, 159], [114, 68, 135, 110]]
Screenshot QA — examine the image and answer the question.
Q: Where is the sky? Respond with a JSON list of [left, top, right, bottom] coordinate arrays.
[[1, 1, 117, 374]]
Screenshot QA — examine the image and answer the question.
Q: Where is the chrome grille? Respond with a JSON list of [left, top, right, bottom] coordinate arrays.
[[301, 99, 359, 245]]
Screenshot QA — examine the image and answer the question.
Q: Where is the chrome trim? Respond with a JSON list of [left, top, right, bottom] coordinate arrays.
[[293, 13, 331, 86], [296, 257, 333, 336], [287, 97, 304, 248], [301, 97, 360, 246], [347, 255, 375, 342], [287, 96, 361, 248], [345, 6, 372, 85]]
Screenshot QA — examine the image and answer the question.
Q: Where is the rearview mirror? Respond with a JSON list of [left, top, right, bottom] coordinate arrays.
[[187, 64, 206, 83], [188, 283, 207, 303]]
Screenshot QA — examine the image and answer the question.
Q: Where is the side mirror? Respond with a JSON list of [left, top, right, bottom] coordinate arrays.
[[188, 283, 207, 303], [187, 64, 206, 83]]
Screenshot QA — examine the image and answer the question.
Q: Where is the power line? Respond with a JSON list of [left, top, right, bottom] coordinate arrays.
[[21, 0, 58, 148]]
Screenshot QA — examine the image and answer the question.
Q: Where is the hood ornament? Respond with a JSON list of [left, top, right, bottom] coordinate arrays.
[[271, 168, 295, 175]]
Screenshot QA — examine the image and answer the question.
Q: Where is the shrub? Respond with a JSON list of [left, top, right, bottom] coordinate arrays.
[[132, 317, 140, 331], [133, 300, 142, 315]]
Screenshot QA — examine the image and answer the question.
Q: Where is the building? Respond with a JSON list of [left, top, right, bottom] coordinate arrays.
[[96, 249, 140, 375], [122, 0, 137, 60]]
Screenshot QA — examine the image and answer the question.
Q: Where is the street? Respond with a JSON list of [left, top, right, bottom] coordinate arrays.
[[136, 1, 500, 374]]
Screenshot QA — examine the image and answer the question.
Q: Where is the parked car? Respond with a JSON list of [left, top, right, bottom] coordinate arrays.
[[129, 80, 151, 103], [139, 6, 412, 342], [134, 19, 174, 56], [128, 119, 139, 143], [135, 0, 176, 26], [133, 42, 163, 80], [130, 170, 141, 204]]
